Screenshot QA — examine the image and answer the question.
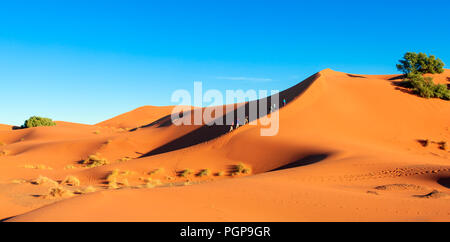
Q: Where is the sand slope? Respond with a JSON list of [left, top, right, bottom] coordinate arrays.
[[2, 69, 450, 221]]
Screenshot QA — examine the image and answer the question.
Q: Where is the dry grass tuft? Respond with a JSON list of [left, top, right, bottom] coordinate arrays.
[[32, 175, 59, 186], [179, 169, 193, 178], [232, 163, 252, 176], [61, 175, 81, 186], [64, 165, 76, 169], [0, 150, 10, 156], [82, 154, 109, 168], [106, 169, 132, 189], [43, 186, 74, 199], [197, 169, 211, 177], [118, 156, 131, 162], [23, 164, 53, 170]]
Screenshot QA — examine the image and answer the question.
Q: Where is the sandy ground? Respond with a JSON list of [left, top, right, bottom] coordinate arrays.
[[1, 69, 449, 222]]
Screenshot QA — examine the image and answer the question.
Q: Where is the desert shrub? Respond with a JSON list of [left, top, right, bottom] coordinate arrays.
[[405, 73, 450, 100], [23, 116, 56, 128], [82, 154, 109, 168], [197, 169, 211, 177], [33, 175, 59, 186], [106, 169, 131, 189], [232, 163, 252, 176], [118, 156, 131, 162], [44, 186, 74, 199], [179, 169, 193, 177], [0, 150, 9, 156], [397, 52, 445, 74], [61, 175, 81, 186]]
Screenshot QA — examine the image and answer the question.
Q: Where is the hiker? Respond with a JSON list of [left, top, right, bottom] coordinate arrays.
[[283, 98, 286, 106], [244, 116, 249, 125], [229, 121, 234, 132]]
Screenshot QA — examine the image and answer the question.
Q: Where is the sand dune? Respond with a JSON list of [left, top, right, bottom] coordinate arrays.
[[1, 69, 449, 222]]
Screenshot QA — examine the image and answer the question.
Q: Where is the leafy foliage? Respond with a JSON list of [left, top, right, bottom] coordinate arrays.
[[23, 116, 56, 128], [397, 52, 445, 74], [406, 73, 450, 100]]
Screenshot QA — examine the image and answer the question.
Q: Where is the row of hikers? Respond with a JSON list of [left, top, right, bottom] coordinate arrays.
[[229, 98, 287, 132]]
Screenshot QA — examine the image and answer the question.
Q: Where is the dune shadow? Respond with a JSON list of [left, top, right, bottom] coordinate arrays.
[[0, 216, 14, 222], [389, 74, 406, 81], [270, 153, 329, 172], [140, 73, 320, 158], [130, 114, 173, 131], [437, 177, 450, 189], [347, 74, 366, 78]]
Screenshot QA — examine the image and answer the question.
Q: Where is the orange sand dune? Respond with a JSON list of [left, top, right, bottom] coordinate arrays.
[[2, 69, 450, 222], [0, 124, 12, 131], [96, 105, 179, 129]]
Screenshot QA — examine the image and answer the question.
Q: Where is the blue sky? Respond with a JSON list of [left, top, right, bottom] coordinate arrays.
[[1, 0, 449, 125]]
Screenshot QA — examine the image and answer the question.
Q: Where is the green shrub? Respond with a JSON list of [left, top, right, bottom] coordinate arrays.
[[405, 73, 450, 100], [23, 116, 56, 128], [397, 52, 445, 74]]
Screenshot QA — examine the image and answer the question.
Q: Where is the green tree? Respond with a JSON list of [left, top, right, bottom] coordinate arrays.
[[396, 52, 445, 74], [23, 116, 56, 128]]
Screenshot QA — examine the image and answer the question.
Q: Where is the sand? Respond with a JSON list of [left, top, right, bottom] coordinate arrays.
[[1, 69, 449, 222]]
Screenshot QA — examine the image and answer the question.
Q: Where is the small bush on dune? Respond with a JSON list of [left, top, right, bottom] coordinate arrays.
[[33, 175, 59, 186], [232, 163, 252, 176], [23, 116, 56, 128], [406, 73, 450, 100], [82, 154, 109, 168], [106, 169, 131, 189], [43, 186, 74, 199], [0, 150, 9, 156], [197, 169, 211, 177], [179, 169, 193, 177], [61, 175, 81, 186]]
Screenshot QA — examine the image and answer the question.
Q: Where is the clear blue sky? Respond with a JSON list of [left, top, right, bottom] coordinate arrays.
[[1, 0, 449, 125]]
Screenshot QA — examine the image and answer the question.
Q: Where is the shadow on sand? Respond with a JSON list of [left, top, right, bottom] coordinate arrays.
[[140, 73, 320, 158], [270, 153, 330, 172]]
